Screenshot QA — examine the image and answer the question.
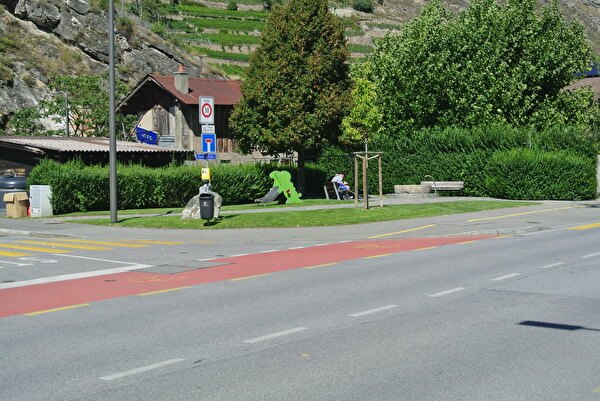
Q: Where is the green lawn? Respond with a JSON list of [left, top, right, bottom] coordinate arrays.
[[67, 200, 538, 229]]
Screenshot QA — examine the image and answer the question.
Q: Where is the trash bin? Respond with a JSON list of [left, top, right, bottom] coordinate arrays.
[[0, 175, 27, 212], [199, 193, 214, 220]]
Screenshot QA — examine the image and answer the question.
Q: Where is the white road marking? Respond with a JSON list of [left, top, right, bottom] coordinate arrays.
[[0, 260, 33, 266], [244, 327, 308, 344], [540, 262, 565, 269], [289, 246, 306, 249], [99, 359, 185, 381], [314, 244, 329, 246], [582, 252, 600, 259], [55, 254, 144, 264], [230, 253, 249, 257], [348, 305, 398, 317], [196, 257, 217, 262], [0, 261, 152, 289], [259, 250, 277, 253], [429, 287, 466, 298], [491, 273, 521, 281]]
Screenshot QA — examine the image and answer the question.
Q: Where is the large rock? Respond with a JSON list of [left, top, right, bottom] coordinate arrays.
[[14, 0, 60, 29], [181, 192, 222, 220]]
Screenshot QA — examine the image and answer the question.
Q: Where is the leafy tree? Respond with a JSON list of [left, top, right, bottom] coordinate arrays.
[[229, 0, 351, 191], [367, 0, 595, 133], [7, 74, 134, 137], [341, 64, 382, 151], [44, 74, 133, 137], [5, 107, 51, 136]]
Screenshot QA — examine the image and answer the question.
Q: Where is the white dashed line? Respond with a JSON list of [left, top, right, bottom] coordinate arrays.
[[244, 327, 308, 344], [429, 287, 466, 298], [230, 253, 249, 257], [289, 246, 306, 250], [259, 250, 277, 253], [100, 359, 185, 381], [491, 273, 521, 281], [540, 262, 564, 269], [348, 305, 398, 317], [581, 252, 600, 259]]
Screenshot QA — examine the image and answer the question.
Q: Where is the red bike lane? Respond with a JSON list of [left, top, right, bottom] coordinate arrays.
[[0, 235, 493, 318]]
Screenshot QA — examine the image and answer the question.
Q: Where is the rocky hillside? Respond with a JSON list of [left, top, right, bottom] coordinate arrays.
[[0, 0, 213, 127], [0, 0, 598, 130]]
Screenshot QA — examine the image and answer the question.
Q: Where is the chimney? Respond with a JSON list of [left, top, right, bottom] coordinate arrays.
[[174, 64, 189, 95]]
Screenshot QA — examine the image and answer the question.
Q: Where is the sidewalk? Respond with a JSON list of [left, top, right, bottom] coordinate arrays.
[[0, 196, 598, 243]]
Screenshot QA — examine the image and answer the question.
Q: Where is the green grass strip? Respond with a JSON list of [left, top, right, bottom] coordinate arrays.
[[172, 33, 260, 46], [184, 17, 266, 32], [349, 44, 374, 53], [67, 201, 538, 229], [182, 44, 251, 61], [210, 62, 247, 78], [177, 5, 269, 20]]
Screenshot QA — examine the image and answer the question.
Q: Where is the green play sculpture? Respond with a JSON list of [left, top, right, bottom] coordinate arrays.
[[270, 170, 302, 204]]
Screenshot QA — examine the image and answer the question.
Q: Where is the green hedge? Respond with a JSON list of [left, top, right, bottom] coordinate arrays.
[[26, 160, 329, 214], [484, 149, 596, 200], [314, 124, 597, 200]]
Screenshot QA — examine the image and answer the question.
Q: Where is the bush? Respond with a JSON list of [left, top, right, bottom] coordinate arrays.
[[227, 1, 238, 10], [484, 149, 597, 200], [318, 124, 597, 200], [26, 160, 330, 214], [352, 0, 373, 13]]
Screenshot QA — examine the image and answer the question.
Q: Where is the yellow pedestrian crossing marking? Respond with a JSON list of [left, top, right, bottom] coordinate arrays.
[[115, 240, 184, 245], [0, 250, 32, 257], [49, 239, 148, 248], [0, 244, 72, 253], [16, 241, 112, 250]]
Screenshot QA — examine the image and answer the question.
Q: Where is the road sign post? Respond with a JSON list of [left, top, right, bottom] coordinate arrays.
[[200, 96, 214, 125]]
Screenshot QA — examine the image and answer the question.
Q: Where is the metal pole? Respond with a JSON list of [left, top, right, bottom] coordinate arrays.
[[108, 0, 118, 224]]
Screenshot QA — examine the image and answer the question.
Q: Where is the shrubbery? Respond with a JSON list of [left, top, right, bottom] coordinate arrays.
[[26, 160, 329, 214], [352, 0, 374, 13], [314, 124, 597, 200], [484, 149, 596, 200]]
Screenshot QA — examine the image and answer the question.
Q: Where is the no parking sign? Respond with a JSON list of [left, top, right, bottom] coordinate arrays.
[[199, 96, 214, 125]]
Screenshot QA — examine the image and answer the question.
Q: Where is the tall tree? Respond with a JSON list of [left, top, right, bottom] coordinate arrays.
[[367, 0, 594, 133], [229, 0, 351, 191]]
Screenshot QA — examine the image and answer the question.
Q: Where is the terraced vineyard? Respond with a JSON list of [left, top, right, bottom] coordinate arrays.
[[142, 0, 403, 79]]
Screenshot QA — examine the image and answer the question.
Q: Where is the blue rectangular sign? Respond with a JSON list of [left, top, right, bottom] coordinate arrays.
[[206, 154, 217, 160], [195, 154, 205, 160], [201, 133, 217, 153]]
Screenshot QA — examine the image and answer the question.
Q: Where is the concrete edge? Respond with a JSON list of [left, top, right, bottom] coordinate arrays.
[[0, 229, 82, 239]]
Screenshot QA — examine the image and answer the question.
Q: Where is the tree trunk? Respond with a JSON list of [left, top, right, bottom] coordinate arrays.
[[297, 151, 306, 195]]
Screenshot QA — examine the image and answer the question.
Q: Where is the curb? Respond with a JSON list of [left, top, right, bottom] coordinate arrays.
[[0, 229, 81, 239]]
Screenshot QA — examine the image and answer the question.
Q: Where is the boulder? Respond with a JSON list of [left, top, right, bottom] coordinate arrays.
[[181, 192, 222, 220]]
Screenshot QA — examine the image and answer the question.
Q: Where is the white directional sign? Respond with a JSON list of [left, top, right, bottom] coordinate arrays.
[[200, 96, 214, 125]]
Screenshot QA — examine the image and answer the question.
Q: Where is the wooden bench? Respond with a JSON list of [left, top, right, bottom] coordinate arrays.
[[420, 181, 464, 192], [324, 181, 347, 200]]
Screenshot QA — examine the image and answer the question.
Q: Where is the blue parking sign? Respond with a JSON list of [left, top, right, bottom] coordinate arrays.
[[201, 133, 217, 153]]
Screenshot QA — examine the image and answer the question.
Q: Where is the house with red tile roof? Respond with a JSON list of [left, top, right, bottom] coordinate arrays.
[[118, 66, 250, 162]]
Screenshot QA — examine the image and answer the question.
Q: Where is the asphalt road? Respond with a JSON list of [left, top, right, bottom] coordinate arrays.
[[1, 200, 600, 400]]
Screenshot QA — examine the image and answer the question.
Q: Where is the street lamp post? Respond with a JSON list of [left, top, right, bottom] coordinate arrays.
[[49, 91, 70, 137], [108, 0, 118, 224]]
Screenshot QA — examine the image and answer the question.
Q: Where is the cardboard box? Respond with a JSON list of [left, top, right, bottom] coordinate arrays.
[[3, 192, 29, 218]]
